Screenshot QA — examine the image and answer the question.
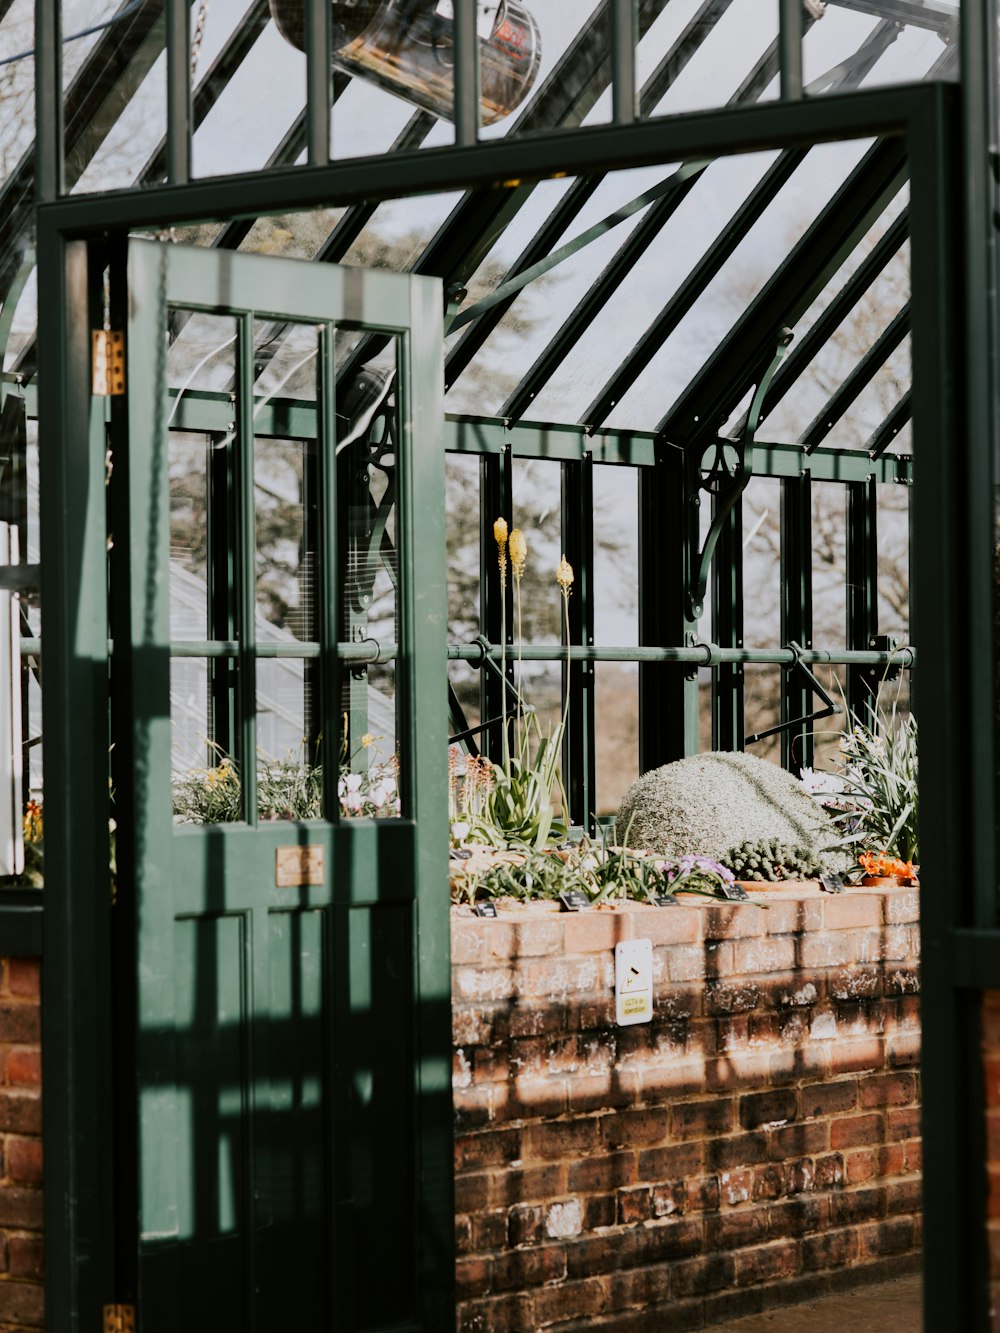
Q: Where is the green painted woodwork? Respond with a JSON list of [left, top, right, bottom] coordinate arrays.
[[119, 239, 452, 1331]]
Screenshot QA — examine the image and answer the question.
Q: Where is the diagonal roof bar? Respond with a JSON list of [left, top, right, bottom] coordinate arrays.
[[735, 204, 908, 432], [653, 136, 908, 450], [137, 0, 271, 185], [567, 146, 810, 429], [445, 0, 740, 387], [827, 0, 956, 37], [866, 387, 911, 456], [802, 301, 910, 451]]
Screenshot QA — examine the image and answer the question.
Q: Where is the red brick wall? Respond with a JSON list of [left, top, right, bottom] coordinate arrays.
[[0, 960, 42, 1333], [453, 887, 922, 1332]]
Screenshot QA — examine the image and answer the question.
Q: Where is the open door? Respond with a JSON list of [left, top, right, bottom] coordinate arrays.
[[111, 238, 453, 1331]]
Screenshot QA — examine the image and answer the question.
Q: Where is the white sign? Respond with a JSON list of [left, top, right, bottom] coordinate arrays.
[[615, 939, 653, 1026]]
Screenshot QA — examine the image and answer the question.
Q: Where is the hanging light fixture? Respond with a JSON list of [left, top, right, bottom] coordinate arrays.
[[270, 0, 542, 125]]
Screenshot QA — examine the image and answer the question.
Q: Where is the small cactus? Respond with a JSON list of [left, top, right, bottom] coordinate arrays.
[[725, 837, 826, 882]]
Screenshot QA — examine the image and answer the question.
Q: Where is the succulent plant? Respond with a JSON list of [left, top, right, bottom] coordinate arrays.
[[724, 837, 827, 882], [616, 750, 846, 870]]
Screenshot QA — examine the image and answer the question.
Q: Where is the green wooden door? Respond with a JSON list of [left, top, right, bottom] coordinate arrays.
[[116, 239, 453, 1331]]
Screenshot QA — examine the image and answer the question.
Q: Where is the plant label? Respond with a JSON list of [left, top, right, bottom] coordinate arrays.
[[654, 894, 680, 907], [275, 845, 324, 887], [559, 889, 591, 912], [719, 882, 750, 901], [820, 873, 845, 895], [616, 939, 653, 1026], [474, 901, 498, 918]]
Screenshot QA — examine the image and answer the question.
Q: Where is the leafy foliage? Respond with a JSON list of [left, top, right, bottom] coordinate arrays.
[[451, 837, 742, 907], [812, 698, 918, 864]]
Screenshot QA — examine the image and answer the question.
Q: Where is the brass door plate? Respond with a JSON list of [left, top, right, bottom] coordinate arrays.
[[276, 845, 325, 887]]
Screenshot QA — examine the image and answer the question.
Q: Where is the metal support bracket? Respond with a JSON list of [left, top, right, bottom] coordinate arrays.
[[448, 634, 535, 745], [744, 639, 842, 746], [687, 328, 793, 619]]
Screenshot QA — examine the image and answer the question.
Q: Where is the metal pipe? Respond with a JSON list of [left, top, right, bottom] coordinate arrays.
[[779, 0, 804, 102]]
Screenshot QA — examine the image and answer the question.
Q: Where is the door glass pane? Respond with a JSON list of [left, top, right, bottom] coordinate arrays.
[[253, 320, 323, 820], [168, 313, 243, 821], [338, 341, 401, 817]]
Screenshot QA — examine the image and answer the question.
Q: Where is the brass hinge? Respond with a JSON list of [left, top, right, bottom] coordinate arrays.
[[92, 329, 125, 397], [103, 1304, 136, 1333]]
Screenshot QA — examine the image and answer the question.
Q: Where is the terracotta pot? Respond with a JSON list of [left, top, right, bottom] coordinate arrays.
[[859, 874, 903, 887]]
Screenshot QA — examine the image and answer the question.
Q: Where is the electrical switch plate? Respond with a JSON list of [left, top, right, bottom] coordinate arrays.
[[615, 939, 653, 1026]]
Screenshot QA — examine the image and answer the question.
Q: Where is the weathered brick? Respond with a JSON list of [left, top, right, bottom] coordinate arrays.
[[845, 1149, 878, 1185], [705, 1207, 768, 1251], [452, 922, 486, 966], [801, 1226, 859, 1270], [568, 1151, 636, 1193], [801, 1079, 858, 1119], [858, 1215, 917, 1258], [829, 1185, 886, 1225], [600, 1108, 668, 1149], [706, 980, 761, 1015], [617, 1186, 651, 1225], [767, 1195, 827, 1239], [732, 936, 798, 976], [457, 1256, 492, 1299], [523, 1118, 601, 1162], [7, 960, 39, 1000], [831, 1113, 884, 1150], [512, 919, 565, 958], [491, 1163, 566, 1209], [671, 1097, 734, 1139], [671, 1252, 736, 1296], [814, 1153, 845, 1188], [458, 1292, 533, 1333], [0, 1186, 43, 1229], [471, 1210, 507, 1253], [859, 1071, 916, 1108], [0, 1005, 39, 1044], [492, 1244, 565, 1292], [740, 1088, 797, 1130], [0, 1278, 43, 1327], [823, 893, 883, 930], [651, 1180, 687, 1218], [0, 1092, 40, 1136], [887, 1106, 921, 1141], [6, 1137, 41, 1186], [707, 1132, 769, 1171], [532, 1275, 606, 1325], [507, 1204, 544, 1248], [829, 966, 882, 1001], [637, 1141, 703, 1180], [563, 913, 626, 955], [733, 1238, 799, 1287], [769, 1121, 828, 1159]]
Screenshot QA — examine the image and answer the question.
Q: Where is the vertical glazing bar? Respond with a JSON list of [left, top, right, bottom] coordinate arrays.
[[480, 447, 511, 764], [712, 501, 744, 752], [639, 448, 699, 770], [305, 0, 332, 165], [237, 312, 258, 824], [403, 272, 454, 1332], [453, 0, 480, 148], [779, 0, 804, 102], [611, 0, 637, 126], [780, 475, 813, 770], [40, 228, 115, 1328], [958, 0, 999, 930], [845, 477, 878, 721], [909, 83, 985, 1333], [318, 322, 339, 818], [34, 0, 63, 199], [561, 459, 596, 834], [166, 0, 192, 184]]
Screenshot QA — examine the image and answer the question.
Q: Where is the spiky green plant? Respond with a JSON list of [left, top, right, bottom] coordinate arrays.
[[823, 700, 918, 864]]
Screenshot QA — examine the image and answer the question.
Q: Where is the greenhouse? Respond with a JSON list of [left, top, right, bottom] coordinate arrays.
[[0, 0, 993, 1329]]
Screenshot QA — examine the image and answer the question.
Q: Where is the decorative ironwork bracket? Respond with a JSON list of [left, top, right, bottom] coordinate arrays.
[[686, 327, 793, 620], [744, 639, 842, 746]]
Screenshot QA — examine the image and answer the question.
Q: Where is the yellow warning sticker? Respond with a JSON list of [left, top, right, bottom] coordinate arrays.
[[622, 994, 649, 1017]]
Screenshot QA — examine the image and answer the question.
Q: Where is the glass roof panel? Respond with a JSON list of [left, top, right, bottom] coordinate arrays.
[[592, 139, 874, 433], [0, 0, 34, 194]]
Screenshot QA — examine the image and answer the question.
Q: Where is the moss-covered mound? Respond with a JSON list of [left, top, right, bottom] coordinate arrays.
[[616, 750, 842, 869]]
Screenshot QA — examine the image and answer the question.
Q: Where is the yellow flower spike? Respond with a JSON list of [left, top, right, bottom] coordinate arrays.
[[509, 528, 527, 581], [493, 516, 509, 573], [360, 732, 375, 749], [556, 554, 575, 594]]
